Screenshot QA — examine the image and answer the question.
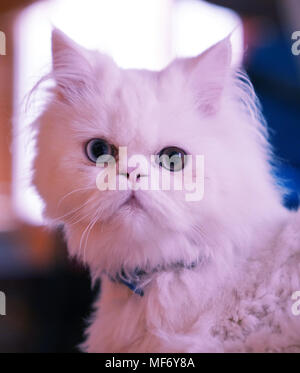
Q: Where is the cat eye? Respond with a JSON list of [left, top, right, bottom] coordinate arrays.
[[85, 138, 116, 163], [156, 146, 187, 172]]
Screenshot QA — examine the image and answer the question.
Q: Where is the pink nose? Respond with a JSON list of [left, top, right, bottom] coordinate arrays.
[[119, 166, 145, 182], [126, 168, 141, 182]]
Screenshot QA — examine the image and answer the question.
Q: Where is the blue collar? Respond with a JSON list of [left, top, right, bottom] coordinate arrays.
[[108, 261, 198, 297], [116, 270, 145, 296]]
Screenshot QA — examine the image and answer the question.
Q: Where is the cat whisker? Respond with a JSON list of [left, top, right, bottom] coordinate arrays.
[[52, 194, 96, 224], [67, 204, 99, 226], [57, 186, 95, 209], [79, 210, 100, 262]]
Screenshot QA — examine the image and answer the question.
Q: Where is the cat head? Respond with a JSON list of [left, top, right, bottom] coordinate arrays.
[[33, 29, 284, 277]]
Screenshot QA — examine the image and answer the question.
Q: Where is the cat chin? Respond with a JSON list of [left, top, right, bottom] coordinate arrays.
[[64, 212, 203, 276]]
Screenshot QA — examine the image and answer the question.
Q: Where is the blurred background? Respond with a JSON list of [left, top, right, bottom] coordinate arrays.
[[0, 0, 299, 352]]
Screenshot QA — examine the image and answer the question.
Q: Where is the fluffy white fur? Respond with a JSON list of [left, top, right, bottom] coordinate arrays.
[[32, 29, 300, 352]]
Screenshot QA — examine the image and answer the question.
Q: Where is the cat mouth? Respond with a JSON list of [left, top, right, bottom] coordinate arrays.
[[120, 193, 143, 210]]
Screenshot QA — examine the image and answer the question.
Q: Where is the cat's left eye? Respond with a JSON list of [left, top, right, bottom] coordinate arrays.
[[156, 146, 187, 172], [85, 138, 116, 163]]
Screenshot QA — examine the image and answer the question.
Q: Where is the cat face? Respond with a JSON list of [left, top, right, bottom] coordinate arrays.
[[33, 29, 282, 275]]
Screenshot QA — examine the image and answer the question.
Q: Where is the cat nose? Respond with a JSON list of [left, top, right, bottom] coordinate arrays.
[[120, 173, 141, 180], [120, 166, 146, 182], [126, 166, 141, 182]]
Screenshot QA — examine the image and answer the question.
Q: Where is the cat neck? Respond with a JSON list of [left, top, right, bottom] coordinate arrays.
[[105, 259, 201, 296]]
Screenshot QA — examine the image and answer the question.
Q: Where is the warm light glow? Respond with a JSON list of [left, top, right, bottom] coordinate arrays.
[[172, 0, 243, 65]]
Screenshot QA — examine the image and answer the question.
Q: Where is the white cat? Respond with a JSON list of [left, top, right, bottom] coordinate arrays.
[[32, 29, 300, 352]]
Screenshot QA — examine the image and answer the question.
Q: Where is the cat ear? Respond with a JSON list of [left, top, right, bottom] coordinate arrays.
[[51, 28, 94, 102], [184, 36, 232, 115]]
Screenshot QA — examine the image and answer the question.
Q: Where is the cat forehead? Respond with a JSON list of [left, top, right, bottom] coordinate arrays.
[[95, 68, 188, 147], [69, 65, 194, 152]]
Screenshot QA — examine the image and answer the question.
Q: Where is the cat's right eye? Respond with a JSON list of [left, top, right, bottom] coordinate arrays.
[[156, 146, 187, 172], [85, 138, 116, 163]]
